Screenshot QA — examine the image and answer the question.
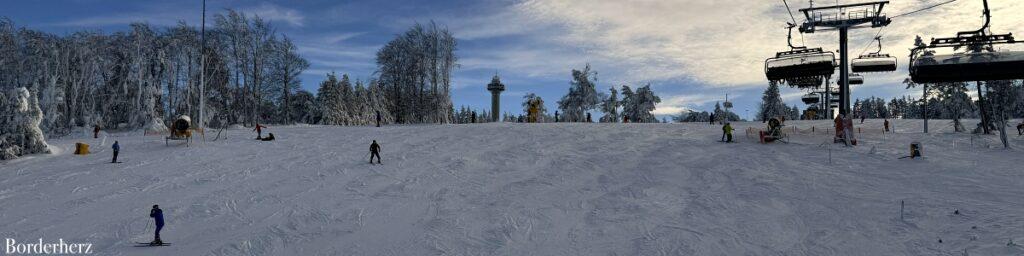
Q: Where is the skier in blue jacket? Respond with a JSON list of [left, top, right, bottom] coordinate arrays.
[[111, 141, 120, 163], [150, 205, 164, 245]]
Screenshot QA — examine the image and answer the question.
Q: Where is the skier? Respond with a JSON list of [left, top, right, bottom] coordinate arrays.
[[586, 113, 592, 123], [369, 140, 381, 164], [111, 141, 120, 163], [722, 122, 734, 142], [860, 112, 866, 124], [554, 111, 559, 123], [93, 124, 100, 139], [884, 119, 891, 133], [376, 111, 381, 127], [708, 113, 715, 125], [149, 205, 164, 245], [471, 111, 477, 124], [1017, 122, 1023, 135], [252, 123, 267, 139]]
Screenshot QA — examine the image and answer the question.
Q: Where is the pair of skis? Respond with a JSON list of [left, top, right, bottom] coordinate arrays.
[[133, 242, 171, 247]]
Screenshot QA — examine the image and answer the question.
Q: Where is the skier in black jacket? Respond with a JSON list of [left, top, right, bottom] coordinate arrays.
[[149, 205, 164, 245], [369, 140, 381, 164]]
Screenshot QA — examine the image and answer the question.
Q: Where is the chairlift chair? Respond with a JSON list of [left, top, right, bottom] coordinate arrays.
[[802, 93, 820, 104], [852, 36, 898, 72], [909, 0, 1024, 83], [848, 73, 864, 85], [765, 48, 836, 87], [765, 23, 835, 88]]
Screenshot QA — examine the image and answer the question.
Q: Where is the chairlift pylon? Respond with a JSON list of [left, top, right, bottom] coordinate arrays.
[[909, 0, 1024, 83], [852, 36, 898, 72]]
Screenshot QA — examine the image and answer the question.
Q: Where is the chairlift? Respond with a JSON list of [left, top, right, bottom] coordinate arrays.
[[848, 73, 864, 85], [909, 0, 1024, 83], [802, 93, 820, 104], [765, 23, 835, 88], [852, 36, 898, 72]]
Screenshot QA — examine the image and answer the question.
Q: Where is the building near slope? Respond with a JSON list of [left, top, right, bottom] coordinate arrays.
[[1, 87, 50, 160]]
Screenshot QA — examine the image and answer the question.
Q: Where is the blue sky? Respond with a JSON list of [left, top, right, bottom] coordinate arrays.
[[5, 0, 1024, 120]]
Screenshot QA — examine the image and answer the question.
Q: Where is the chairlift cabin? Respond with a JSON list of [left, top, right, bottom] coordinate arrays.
[[765, 47, 836, 88], [852, 37, 898, 72], [909, 0, 1024, 83], [802, 93, 820, 104]]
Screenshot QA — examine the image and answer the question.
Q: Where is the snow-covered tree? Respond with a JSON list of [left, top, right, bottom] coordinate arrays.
[[757, 81, 789, 121], [1, 87, 50, 160], [600, 87, 620, 123], [621, 84, 661, 123], [522, 93, 548, 122], [558, 64, 601, 122]]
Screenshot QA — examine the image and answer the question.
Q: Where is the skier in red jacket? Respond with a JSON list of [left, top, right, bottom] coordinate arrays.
[[253, 124, 267, 139]]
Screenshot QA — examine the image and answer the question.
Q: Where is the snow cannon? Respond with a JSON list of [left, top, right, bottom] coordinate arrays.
[[166, 115, 193, 146], [759, 117, 787, 144]]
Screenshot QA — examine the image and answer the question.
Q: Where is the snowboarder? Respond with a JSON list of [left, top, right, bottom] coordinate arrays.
[[376, 111, 381, 127], [260, 133, 275, 141], [253, 123, 267, 139], [93, 124, 100, 139], [722, 122, 734, 142], [149, 205, 164, 245], [369, 140, 381, 164], [884, 119, 891, 133], [111, 141, 120, 163]]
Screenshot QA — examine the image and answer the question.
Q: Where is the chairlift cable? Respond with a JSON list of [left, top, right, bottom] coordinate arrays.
[[857, 28, 885, 56], [782, 0, 806, 46], [854, 0, 958, 56], [891, 0, 959, 19]]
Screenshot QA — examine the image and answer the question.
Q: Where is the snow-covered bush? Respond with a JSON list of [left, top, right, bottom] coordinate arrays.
[[1, 87, 50, 160]]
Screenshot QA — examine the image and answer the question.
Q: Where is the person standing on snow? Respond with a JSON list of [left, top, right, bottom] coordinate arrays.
[[149, 205, 165, 245], [722, 122, 734, 142], [376, 111, 382, 127], [93, 124, 101, 139], [111, 141, 120, 163], [369, 140, 381, 164], [252, 123, 267, 139], [884, 119, 891, 133]]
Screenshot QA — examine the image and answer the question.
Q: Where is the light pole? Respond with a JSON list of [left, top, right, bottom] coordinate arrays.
[[199, 0, 206, 138]]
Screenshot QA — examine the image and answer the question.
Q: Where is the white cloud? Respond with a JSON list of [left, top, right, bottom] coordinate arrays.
[[243, 3, 306, 27]]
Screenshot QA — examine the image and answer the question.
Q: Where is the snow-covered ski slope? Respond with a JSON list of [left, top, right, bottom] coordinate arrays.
[[2, 119, 1023, 255]]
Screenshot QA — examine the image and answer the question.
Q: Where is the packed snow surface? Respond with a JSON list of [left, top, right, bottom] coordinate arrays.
[[2, 120, 1023, 255]]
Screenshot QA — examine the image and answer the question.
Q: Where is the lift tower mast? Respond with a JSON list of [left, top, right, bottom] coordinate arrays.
[[799, 1, 890, 115]]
